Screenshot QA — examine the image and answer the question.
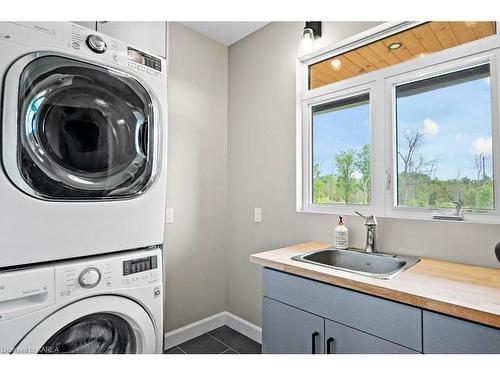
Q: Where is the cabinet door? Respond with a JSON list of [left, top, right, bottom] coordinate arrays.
[[96, 21, 166, 57], [262, 297, 324, 354], [325, 319, 419, 354], [423, 311, 500, 353]]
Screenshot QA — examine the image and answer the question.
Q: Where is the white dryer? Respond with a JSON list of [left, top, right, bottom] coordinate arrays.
[[0, 22, 167, 267], [0, 247, 163, 354]]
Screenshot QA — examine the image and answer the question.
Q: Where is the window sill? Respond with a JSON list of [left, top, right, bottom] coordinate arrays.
[[297, 207, 500, 225]]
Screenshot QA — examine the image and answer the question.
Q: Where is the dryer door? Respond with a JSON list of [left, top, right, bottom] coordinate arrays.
[[13, 295, 157, 354], [2, 53, 159, 200]]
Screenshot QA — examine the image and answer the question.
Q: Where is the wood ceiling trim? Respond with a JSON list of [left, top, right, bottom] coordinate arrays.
[[309, 21, 497, 90], [411, 23, 443, 53]]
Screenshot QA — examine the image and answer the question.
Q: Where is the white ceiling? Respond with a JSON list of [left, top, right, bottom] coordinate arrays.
[[179, 22, 269, 46]]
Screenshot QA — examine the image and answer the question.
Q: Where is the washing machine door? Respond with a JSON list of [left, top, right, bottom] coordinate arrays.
[[14, 296, 157, 354], [2, 53, 159, 200]]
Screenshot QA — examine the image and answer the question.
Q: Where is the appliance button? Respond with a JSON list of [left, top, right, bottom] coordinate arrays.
[[112, 54, 119, 62], [71, 42, 80, 50], [86, 34, 107, 53], [147, 68, 154, 74], [79, 267, 101, 288], [64, 288, 72, 296], [128, 62, 136, 68], [106, 280, 112, 287], [137, 65, 145, 71]]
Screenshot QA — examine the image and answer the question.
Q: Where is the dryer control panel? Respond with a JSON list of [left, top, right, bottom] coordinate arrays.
[[0, 22, 165, 78]]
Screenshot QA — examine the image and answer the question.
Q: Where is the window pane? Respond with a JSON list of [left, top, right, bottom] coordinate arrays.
[[312, 93, 371, 205], [395, 64, 494, 210], [309, 22, 496, 90]]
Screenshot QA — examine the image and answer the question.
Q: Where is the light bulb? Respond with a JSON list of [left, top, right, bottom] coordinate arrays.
[[301, 28, 315, 55], [330, 59, 342, 71]]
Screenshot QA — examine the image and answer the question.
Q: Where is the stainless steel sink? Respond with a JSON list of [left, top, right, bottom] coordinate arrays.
[[291, 248, 420, 279]]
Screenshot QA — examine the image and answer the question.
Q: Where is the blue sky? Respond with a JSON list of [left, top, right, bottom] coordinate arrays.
[[313, 77, 492, 180], [396, 77, 492, 180], [312, 102, 370, 176]]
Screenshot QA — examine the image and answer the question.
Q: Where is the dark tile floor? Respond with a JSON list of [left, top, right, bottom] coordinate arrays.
[[164, 325, 261, 354]]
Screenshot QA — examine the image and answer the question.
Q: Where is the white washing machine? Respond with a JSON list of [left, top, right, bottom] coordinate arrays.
[[0, 247, 163, 354], [0, 22, 168, 267]]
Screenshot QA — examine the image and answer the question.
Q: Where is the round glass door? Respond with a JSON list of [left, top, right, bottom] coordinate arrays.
[[13, 295, 157, 354], [40, 313, 136, 354], [15, 55, 157, 200]]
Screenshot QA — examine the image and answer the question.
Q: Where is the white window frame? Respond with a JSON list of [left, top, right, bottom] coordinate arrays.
[[301, 82, 379, 215], [297, 21, 500, 223]]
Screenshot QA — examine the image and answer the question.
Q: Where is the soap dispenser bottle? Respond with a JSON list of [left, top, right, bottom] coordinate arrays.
[[334, 216, 349, 249]]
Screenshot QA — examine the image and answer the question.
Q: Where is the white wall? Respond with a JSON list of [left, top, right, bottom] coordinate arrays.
[[227, 21, 500, 327], [164, 22, 228, 331]]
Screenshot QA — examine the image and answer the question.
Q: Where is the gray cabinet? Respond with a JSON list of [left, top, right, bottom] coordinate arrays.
[[262, 295, 417, 354], [262, 267, 500, 354], [263, 268, 422, 351], [423, 311, 500, 354], [262, 297, 324, 354], [324, 319, 418, 354]]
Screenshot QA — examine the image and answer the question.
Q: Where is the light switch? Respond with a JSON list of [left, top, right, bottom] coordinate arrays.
[[166, 208, 175, 223], [254, 208, 262, 223]]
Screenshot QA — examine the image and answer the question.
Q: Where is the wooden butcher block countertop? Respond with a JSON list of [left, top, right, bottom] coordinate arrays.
[[250, 242, 500, 328]]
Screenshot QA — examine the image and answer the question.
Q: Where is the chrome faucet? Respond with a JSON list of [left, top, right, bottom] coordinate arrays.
[[453, 201, 462, 217], [355, 211, 377, 253]]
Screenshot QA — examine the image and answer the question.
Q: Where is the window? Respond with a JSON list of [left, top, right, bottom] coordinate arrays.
[[312, 94, 371, 205], [395, 64, 494, 210], [299, 21, 500, 221]]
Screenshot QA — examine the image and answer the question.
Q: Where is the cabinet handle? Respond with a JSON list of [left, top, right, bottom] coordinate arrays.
[[326, 337, 335, 354], [311, 331, 319, 354]]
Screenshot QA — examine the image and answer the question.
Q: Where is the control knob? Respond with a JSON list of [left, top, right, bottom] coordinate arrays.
[[79, 267, 101, 288], [86, 34, 107, 54]]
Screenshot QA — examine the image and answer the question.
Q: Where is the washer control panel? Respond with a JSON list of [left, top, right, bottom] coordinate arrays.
[[123, 255, 158, 275], [122, 255, 159, 286], [54, 248, 161, 302]]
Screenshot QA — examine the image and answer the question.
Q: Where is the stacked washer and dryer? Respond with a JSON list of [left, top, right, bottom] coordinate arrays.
[[0, 22, 167, 354]]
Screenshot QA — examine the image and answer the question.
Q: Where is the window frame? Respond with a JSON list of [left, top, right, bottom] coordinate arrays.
[[384, 52, 500, 220], [301, 82, 378, 214], [298, 21, 500, 223]]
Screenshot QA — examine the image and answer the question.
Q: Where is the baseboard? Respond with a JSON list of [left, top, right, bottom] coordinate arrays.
[[164, 311, 262, 350], [164, 312, 226, 349], [224, 312, 262, 344]]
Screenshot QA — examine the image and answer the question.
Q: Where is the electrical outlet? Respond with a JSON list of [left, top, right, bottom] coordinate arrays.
[[166, 208, 175, 223], [254, 208, 262, 223]]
